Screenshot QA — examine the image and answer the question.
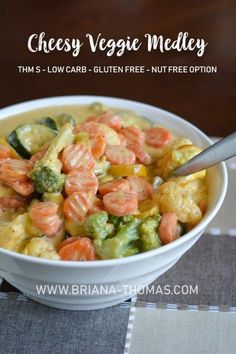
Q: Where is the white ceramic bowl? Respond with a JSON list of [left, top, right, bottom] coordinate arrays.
[[0, 96, 227, 310]]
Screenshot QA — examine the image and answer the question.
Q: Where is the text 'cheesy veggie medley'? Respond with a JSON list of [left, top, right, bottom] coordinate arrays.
[[0, 103, 208, 261]]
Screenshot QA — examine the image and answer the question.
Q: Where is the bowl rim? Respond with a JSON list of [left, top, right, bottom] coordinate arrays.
[[0, 95, 228, 268]]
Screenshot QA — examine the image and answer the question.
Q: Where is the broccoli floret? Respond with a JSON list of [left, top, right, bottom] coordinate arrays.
[[108, 214, 135, 230], [94, 217, 142, 259], [108, 215, 122, 228], [123, 243, 139, 257], [139, 215, 161, 251], [85, 211, 114, 240], [29, 125, 74, 193]]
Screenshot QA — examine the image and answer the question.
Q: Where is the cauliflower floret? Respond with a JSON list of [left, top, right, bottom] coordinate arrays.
[[22, 236, 60, 260], [0, 214, 31, 252], [174, 177, 208, 205], [154, 177, 207, 225]]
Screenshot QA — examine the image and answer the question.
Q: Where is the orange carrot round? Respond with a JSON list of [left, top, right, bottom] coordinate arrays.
[[60, 144, 95, 173], [145, 127, 172, 148], [103, 191, 138, 216], [0, 145, 11, 160], [127, 176, 153, 201], [63, 192, 93, 222], [65, 169, 98, 196], [159, 212, 180, 244], [104, 145, 136, 165], [29, 201, 62, 236], [99, 179, 130, 196], [59, 237, 96, 261]]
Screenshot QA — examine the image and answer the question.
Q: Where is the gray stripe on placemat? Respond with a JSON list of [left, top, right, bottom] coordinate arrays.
[[137, 233, 236, 306], [0, 296, 130, 354]]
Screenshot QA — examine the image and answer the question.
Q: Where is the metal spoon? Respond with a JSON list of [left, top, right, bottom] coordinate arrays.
[[175, 132, 236, 176]]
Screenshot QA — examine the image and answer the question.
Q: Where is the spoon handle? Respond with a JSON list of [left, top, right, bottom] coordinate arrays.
[[175, 132, 236, 176]]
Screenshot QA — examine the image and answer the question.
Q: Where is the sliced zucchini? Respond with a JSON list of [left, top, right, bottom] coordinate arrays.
[[40, 117, 58, 131], [7, 123, 56, 158], [54, 113, 76, 127]]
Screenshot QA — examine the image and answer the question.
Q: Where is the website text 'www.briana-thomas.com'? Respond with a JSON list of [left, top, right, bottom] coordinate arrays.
[[35, 284, 198, 296]]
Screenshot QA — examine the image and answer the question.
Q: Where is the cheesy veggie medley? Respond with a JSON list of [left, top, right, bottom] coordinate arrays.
[[0, 103, 208, 261]]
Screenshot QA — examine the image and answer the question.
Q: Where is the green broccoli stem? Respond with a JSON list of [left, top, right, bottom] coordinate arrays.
[[139, 215, 161, 251], [29, 125, 74, 193]]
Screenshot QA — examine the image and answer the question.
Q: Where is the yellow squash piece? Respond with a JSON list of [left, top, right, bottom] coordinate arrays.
[[108, 164, 148, 177]]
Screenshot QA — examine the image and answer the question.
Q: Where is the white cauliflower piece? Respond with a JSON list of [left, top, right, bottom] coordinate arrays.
[[154, 177, 207, 225], [0, 213, 31, 252], [23, 236, 60, 260]]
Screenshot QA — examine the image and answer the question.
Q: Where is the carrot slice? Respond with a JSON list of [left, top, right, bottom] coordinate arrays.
[[74, 121, 102, 135], [120, 127, 151, 165], [118, 133, 127, 147], [103, 191, 138, 216], [0, 145, 11, 160], [159, 212, 180, 244], [63, 192, 93, 222], [120, 126, 144, 145], [88, 197, 105, 215], [29, 201, 62, 236], [99, 113, 122, 132], [58, 237, 96, 261], [99, 179, 130, 196], [0, 195, 28, 209], [65, 169, 98, 196], [0, 159, 32, 184], [198, 200, 207, 214], [90, 134, 106, 160], [104, 145, 136, 165], [86, 115, 100, 123], [58, 236, 79, 251], [9, 180, 35, 196], [127, 176, 153, 201], [145, 127, 172, 148], [127, 142, 152, 165], [60, 144, 95, 173]]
